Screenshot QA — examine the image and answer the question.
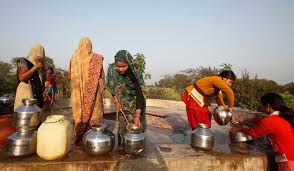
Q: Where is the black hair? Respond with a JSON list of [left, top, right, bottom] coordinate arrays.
[[47, 67, 54, 73], [260, 92, 294, 127], [219, 70, 236, 81]]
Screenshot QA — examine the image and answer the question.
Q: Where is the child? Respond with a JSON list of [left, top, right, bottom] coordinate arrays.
[[182, 70, 236, 129], [231, 93, 294, 171], [43, 80, 54, 110]]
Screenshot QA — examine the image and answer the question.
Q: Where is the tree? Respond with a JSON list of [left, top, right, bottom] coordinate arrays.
[[11, 56, 55, 69], [220, 63, 232, 71], [0, 60, 17, 95], [133, 53, 151, 81]]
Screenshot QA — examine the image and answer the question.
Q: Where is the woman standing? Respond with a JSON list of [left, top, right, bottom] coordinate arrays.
[[14, 44, 45, 109], [182, 70, 236, 129], [106, 50, 146, 142], [69, 37, 105, 145]]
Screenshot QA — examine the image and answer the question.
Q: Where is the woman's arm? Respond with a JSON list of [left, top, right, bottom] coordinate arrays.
[[112, 95, 122, 112], [18, 62, 42, 82]]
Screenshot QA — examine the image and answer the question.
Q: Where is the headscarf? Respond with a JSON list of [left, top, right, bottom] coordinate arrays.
[[28, 44, 45, 65], [70, 36, 104, 145], [114, 50, 144, 86]]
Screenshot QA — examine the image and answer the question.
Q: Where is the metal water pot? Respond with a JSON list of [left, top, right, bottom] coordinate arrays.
[[191, 124, 214, 150], [124, 124, 146, 154], [82, 124, 114, 155], [14, 99, 41, 133], [230, 122, 254, 143], [0, 94, 13, 106], [6, 131, 37, 156], [213, 106, 232, 126]]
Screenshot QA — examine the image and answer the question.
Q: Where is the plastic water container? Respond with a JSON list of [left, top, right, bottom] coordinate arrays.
[[37, 115, 71, 160]]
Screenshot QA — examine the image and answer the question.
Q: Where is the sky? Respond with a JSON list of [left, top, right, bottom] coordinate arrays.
[[0, 0, 293, 84]]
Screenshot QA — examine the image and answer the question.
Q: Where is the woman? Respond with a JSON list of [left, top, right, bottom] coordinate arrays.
[[106, 50, 146, 142], [231, 93, 294, 171], [182, 70, 236, 129], [14, 44, 45, 109], [69, 37, 105, 145]]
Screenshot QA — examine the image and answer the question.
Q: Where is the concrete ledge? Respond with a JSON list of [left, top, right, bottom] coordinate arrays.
[[0, 144, 267, 171]]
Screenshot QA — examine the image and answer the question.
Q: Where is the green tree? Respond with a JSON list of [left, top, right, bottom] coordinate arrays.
[[11, 56, 55, 69], [0, 60, 17, 95], [220, 63, 232, 71], [133, 53, 151, 81]]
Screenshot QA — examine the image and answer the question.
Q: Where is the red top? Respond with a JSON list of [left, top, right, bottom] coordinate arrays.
[[46, 73, 56, 86], [243, 115, 294, 161]]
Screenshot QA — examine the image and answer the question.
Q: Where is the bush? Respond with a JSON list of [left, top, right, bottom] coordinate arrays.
[[144, 86, 181, 101], [280, 93, 294, 110]]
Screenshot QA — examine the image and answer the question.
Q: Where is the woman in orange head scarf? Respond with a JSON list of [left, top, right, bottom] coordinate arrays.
[[69, 37, 105, 145]]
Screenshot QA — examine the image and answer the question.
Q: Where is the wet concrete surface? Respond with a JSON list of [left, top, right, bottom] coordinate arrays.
[[0, 100, 275, 171]]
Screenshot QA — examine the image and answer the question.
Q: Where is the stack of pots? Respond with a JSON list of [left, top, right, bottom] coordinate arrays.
[[6, 99, 41, 156]]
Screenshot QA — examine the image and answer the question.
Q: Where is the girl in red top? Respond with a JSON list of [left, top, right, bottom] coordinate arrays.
[[231, 93, 294, 171]]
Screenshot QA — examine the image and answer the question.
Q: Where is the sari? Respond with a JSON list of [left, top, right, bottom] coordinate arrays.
[[69, 37, 105, 145], [106, 50, 146, 140]]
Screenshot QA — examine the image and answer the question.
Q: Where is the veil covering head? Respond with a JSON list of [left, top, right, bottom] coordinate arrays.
[[28, 44, 45, 65]]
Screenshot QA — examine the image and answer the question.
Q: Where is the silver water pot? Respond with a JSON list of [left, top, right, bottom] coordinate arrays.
[[82, 124, 114, 155], [6, 131, 37, 156], [124, 124, 146, 154], [230, 122, 254, 143], [0, 94, 13, 106], [191, 124, 214, 150], [213, 106, 232, 126], [14, 99, 41, 133]]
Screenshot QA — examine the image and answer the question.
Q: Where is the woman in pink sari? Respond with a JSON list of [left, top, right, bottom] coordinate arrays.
[[69, 37, 105, 145]]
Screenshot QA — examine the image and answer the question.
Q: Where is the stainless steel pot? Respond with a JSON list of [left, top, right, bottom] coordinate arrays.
[[213, 106, 232, 126], [6, 131, 37, 156], [124, 124, 145, 154], [230, 122, 254, 143], [0, 94, 13, 106], [82, 124, 114, 155], [14, 99, 41, 132], [191, 123, 214, 150]]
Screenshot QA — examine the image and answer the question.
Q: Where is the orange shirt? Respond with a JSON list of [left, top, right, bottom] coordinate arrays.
[[185, 76, 234, 108]]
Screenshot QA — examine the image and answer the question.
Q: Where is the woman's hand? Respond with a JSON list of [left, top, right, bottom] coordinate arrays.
[[134, 116, 141, 126], [114, 101, 122, 112], [134, 109, 142, 126], [230, 125, 243, 134], [35, 61, 43, 68]]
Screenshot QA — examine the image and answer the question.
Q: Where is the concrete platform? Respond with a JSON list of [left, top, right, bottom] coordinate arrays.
[[0, 143, 268, 171], [0, 99, 274, 171]]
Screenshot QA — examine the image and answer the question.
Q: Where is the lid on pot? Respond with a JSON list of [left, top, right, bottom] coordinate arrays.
[[6, 132, 37, 146], [44, 115, 65, 123], [127, 124, 143, 134], [14, 99, 41, 113]]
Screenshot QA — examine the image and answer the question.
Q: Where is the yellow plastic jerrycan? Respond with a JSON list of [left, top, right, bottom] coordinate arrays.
[[37, 115, 71, 160]]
